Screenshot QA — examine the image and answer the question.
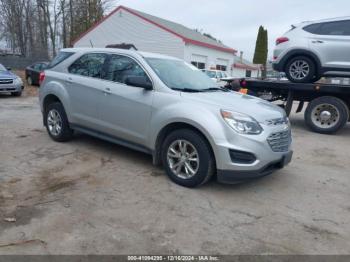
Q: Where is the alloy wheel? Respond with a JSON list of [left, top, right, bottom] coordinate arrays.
[[167, 140, 199, 179], [47, 109, 63, 136], [289, 60, 310, 80]]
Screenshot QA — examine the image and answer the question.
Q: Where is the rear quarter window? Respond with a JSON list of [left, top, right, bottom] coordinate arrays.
[[303, 23, 322, 34], [48, 51, 74, 69]]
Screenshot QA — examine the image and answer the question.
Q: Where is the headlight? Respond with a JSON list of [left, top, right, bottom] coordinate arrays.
[[221, 109, 263, 135], [14, 77, 23, 85]]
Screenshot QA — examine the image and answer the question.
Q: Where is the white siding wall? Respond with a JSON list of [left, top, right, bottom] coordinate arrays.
[[74, 9, 185, 59], [184, 44, 235, 75]]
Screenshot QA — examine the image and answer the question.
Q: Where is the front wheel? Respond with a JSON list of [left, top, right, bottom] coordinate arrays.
[[305, 96, 349, 134], [285, 56, 316, 83], [161, 129, 215, 188]]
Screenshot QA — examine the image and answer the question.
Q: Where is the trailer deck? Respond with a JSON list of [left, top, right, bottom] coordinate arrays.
[[228, 79, 350, 134]]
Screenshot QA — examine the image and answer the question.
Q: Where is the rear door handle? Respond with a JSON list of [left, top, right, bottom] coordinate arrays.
[[312, 40, 324, 43], [104, 87, 112, 95], [66, 77, 74, 83]]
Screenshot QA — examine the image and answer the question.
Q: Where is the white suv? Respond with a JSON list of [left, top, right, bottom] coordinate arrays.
[[273, 17, 350, 83]]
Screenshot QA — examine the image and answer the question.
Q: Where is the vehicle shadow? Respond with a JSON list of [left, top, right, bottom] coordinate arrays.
[[71, 132, 288, 191], [0, 94, 15, 99]]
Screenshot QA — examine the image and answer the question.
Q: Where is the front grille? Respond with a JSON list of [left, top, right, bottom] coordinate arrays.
[[0, 79, 13, 85], [0, 88, 16, 91], [267, 130, 291, 152]]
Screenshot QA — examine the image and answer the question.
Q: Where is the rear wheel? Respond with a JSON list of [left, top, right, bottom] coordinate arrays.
[[305, 96, 349, 134], [161, 129, 215, 188], [285, 56, 316, 83], [27, 76, 33, 86], [44, 102, 74, 142]]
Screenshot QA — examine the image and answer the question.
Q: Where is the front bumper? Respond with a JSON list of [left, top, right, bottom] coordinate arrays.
[[212, 122, 292, 183], [0, 83, 23, 93], [217, 150, 293, 183]]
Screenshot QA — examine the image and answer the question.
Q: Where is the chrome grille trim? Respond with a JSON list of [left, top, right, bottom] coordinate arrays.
[[265, 117, 289, 126], [0, 79, 14, 85], [267, 130, 291, 152]]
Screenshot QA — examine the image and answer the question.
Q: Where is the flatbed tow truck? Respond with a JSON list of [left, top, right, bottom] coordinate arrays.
[[224, 78, 350, 134]]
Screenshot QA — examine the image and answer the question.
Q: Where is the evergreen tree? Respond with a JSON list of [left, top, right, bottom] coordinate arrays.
[[253, 26, 268, 78]]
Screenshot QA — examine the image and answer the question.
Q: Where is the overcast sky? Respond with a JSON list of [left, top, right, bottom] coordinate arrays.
[[110, 0, 349, 61]]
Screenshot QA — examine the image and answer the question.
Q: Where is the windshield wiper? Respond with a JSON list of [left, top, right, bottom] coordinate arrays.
[[202, 87, 230, 92], [171, 87, 204, 93]]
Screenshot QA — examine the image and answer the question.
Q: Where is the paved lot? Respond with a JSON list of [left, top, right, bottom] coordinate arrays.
[[0, 94, 349, 255]]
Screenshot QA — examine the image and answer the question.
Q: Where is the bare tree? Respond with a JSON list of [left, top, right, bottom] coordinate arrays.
[[0, 0, 114, 57]]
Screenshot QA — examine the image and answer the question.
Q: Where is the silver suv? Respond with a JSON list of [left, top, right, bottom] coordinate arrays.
[[273, 17, 350, 83], [39, 48, 292, 187]]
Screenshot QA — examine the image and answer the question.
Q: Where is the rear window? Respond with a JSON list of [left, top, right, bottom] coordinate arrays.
[[48, 51, 74, 68]]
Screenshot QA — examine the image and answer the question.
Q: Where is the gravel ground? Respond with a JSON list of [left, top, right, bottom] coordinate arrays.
[[0, 93, 349, 255]]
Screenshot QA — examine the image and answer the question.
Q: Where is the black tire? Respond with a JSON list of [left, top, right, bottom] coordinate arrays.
[[161, 129, 215, 188], [305, 96, 349, 134], [11, 91, 22, 97], [27, 76, 33, 86], [44, 102, 74, 142], [285, 56, 316, 83]]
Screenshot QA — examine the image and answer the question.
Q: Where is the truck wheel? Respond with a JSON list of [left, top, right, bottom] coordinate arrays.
[[305, 96, 349, 134], [161, 129, 215, 188], [285, 56, 316, 83], [44, 102, 74, 142]]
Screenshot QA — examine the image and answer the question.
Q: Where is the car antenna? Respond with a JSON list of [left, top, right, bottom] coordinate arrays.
[[89, 40, 94, 48]]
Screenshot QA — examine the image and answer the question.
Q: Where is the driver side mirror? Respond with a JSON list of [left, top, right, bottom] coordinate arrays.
[[7, 67, 11, 71], [125, 76, 153, 90]]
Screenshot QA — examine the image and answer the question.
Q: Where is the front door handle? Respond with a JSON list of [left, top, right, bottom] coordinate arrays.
[[66, 77, 74, 84], [312, 40, 324, 44]]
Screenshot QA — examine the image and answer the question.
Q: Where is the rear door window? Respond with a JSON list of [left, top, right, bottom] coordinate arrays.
[[32, 63, 42, 70], [68, 53, 108, 78]]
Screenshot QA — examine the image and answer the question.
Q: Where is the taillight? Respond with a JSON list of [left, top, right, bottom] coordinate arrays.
[[276, 37, 289, 45], [39, 72, 45, 85], [240, 79, 247, 87]]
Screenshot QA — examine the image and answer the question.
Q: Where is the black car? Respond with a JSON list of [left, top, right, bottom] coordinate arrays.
[[25, 62, 49, 86]]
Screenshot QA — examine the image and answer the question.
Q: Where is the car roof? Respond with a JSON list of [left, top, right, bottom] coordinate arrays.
[[297, 16, 350, 26], [60, 48, 181, 61]]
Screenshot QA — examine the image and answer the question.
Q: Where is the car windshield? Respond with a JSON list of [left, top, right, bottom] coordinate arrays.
[[146, 58, 218, 91], [0, 64, 7, 72], [204, 70, 217, 78]]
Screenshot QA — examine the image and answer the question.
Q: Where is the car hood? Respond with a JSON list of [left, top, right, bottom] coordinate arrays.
[[181, 91, 286, 123], [0, 70, 16, 79]]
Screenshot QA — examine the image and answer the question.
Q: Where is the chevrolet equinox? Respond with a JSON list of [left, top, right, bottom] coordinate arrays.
[[39, 48, 293, 187]]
